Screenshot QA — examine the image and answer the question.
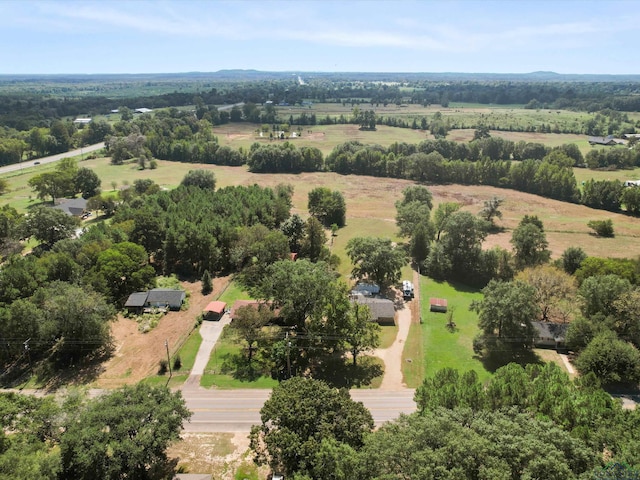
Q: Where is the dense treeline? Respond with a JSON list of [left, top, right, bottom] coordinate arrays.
[[3, 78, 640, 131], [252, 371, 640, 479]]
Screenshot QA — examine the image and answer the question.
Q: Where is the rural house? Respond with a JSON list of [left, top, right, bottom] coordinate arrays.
[[52, 197, 88, 217], [588, 135, 620, 146], [351, 293, 395, 324], [531, 322, 569, 350], [124, 288, 186, 313]]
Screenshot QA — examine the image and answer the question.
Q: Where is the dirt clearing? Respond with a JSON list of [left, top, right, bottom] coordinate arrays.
[[93, 277, 230, 388]]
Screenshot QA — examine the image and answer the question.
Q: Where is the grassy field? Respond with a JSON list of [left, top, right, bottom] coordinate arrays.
[[418, 278, 489, 383]]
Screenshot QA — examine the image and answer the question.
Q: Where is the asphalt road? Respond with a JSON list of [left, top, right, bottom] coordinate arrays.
[[0, 142, 105, 175], [181, 387, 417, 432]]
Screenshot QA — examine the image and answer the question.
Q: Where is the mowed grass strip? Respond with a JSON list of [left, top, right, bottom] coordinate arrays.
[[418, 278, 490, 383]]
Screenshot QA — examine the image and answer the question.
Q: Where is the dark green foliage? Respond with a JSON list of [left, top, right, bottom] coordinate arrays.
[[358, 408, 596, 480], [346, 237, 405, 288], [561, 246, 587, 275], [201, 269, 213, 295], [472, 279, 538, 346], [575, 331, 640, 385], [59, 384, 190, 480], [307, 187, 346, 227], [21, 206, 80, 247], [180, 169, 216, 190], [582, 179, 624, 212], [74, 167, 101, 199], [248, 143, 322, 173], [588, 218, 615, 237], [578, 274, 632, 318], [250, 377, 374, 477], [622, 186, 640, 215], [428, 211, 489, 284], [511, 216, 551, 269]]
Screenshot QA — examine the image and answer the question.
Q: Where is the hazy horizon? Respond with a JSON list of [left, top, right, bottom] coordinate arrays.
[[1, 0, 638, 76]]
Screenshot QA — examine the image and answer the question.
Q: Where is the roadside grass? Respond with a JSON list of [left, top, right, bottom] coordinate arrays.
[[200, 326, 278, 389], [401, 321, 425, 388], [418, 277, 491, 384], [174, 330, 203, 373]]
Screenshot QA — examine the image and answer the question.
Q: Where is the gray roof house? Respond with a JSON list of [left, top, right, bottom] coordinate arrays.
[[124, 289, 186, 312], [351, 293, 395, 324], [53, 198, 88, 217], [532, 322, 569, 350]]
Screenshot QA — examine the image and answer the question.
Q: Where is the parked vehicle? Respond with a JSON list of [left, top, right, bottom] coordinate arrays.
[[402, 280, 414, 300]]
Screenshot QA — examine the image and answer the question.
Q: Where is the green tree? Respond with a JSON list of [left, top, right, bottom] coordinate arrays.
[[308, 187, 346, 227], [346, 237, 405, 288], [511, 218, 551, 269], [89, 242, 156, 305], [472, 280, 538, 346], [201, 269, 213, 295], [516, 265, 576, 323], [250, 377, 374, 477], [59, 384, 190, 480], [358, 408, 596, 480], [280, 213, 306, 253], [74, 167, 101, 199], [479, 196, 503, 225], [432, 201, 461, 240], [622, 186, 640, 215], [180, 169, 216, 190], [21, 206, 80, 246], [346, 304, 381, 366], [394, 201, 432, 238], [561, 246, 587, 275], [0, 177, 8, 196], [300, 216, 328, 263], [32, 281, 115, 363], [435, 211, 489, 282], [588, 219, 615, 237], [578, 274, 632, 319], [231, 304, 273, 363], [575, 331, 640, 385]]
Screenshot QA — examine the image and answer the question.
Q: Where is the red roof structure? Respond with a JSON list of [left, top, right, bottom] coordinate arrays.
[[429, 298, 448, 312], [204, 301, 227, 314]]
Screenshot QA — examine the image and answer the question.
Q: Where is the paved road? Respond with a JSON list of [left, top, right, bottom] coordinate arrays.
[[0, 142, 105, 175], [181, 387, 416, 433]]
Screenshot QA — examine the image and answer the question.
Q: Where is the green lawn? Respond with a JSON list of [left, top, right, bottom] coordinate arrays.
[[418, 277, 491, 383]]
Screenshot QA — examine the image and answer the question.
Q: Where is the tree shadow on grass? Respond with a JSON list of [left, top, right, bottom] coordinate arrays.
[[475, 346, 544, 374], [311, 355, 383, 389], [220, 352, 267, 382]]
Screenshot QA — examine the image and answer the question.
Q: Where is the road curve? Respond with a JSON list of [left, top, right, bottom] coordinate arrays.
[[0, 142, 105, 176]]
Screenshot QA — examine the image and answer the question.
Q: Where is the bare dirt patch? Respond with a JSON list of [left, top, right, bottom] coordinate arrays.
[[93, 276, 230, 388], [167, 432, 266, 479]]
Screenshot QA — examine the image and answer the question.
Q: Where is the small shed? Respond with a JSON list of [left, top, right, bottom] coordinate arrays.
[[430, 298, 448, 313], [203, 301, 226, 321]]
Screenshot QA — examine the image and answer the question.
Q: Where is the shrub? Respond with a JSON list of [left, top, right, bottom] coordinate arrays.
[[587, 219, 614, 237], [173, 355, 182, 371], [158, 359, 168, 375]]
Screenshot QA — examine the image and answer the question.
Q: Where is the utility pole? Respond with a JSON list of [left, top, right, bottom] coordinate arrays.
[[285, 331, 291, 379], [24, 338, 32, 375], [165, 340, 172, 387]]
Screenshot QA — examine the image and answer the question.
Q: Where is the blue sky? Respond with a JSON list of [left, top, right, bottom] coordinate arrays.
[[1, 0, 638, 75]]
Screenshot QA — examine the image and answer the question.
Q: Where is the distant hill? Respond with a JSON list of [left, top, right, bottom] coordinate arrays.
[[2, 70, 640, 83]]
